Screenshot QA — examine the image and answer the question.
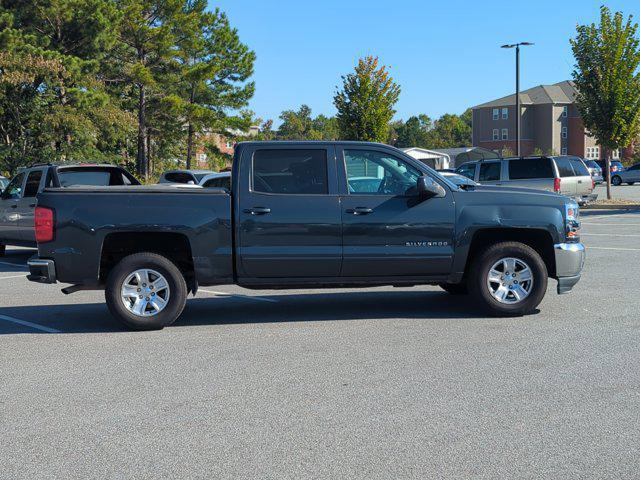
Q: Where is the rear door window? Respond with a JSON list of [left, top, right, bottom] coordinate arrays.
[[554, 157, 575, 177], [23, 170, 43, 197], [253, 149, 328, 194], [203, 177, 231, 189], [164, 172, 195, 184], [478, 162, 501, 182], [508, 158, 554, 179], [568, 158, 590, 176]]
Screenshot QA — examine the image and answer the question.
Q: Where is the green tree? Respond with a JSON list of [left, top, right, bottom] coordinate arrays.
[[113, 0, 182, 179], [425, 111, 472, 148], [334, 56, 400, 142], [277, 105, 338, 140], [571, 6, 640, 199], [170, 1, 255, 169], [0, 1, 131, 173], [395, 114, 432, 148]]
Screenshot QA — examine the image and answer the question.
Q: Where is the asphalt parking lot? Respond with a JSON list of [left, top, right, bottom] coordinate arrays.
[[1, 209, 640, 479]]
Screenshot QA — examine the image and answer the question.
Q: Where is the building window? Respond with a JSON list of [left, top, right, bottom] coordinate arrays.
[[562, 106, 568, 117], [225, 141, 233, 148], [493, 129, 499, 140], [586, 146, 600, 159], [198, 153, 207, 162], [611, 149, 620, 159], [561, 147, 567, 155], [561, 126, 567, 139], [502, 107, 508, 119], [492, 108, 499, 120], [501, 128, 508, 140]]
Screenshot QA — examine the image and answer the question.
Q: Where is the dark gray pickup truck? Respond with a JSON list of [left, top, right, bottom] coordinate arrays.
[[28, 141, 585, 330]]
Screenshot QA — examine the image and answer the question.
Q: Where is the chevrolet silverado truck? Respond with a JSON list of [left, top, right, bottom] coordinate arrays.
[[27, 142, 585, 330]]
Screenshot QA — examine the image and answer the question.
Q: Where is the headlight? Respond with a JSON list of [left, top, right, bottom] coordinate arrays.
[[565, 201, 580, 241]]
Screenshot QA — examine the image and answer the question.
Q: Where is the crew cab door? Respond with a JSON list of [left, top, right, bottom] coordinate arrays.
[[17, 168, 44, 242], [337, 146, 455, 277], [236, 145, 342, 278], [0, 172, 26, 243]]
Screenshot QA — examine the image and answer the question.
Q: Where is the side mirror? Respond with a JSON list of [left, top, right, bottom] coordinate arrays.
[[417, 175, 443, 199]]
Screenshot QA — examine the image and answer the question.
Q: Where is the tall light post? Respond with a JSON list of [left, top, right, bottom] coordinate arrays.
[[501, 42, 533, 157]]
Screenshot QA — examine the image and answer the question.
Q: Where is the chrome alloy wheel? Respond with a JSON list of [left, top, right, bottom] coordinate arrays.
[[121, 269, 170, 317], [486, 257, 533, 304]]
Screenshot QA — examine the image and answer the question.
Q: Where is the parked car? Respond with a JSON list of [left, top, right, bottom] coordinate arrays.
[[158, 169, 215, 185], [583, 160, 604, 184], [440, 171, 479, 188], [0, 175, 8, 193], [595, 160, 625, 181], [0, 164, 139, 254], [28, 141, 585, 330], [456, 156, 597, 205], [611, 163, 640, 186], [199, 171, 231, 189]]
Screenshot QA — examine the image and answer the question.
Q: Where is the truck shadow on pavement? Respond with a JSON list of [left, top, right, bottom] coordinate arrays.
[[0, 289, 523, 335], [0, 249, 34, 273]]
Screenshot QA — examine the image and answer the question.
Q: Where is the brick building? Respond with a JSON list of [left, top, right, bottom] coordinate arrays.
[[471, 80, 629, 160]]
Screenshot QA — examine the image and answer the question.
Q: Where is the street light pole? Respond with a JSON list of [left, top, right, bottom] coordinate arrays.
[[501, 42, 533, 157]]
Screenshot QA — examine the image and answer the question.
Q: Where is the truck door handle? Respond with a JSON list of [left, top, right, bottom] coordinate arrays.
[[10, 204, 17, 209], [244, 207, 271, 215], [29, 203, 36, 207], [346, 207, 373, 215]]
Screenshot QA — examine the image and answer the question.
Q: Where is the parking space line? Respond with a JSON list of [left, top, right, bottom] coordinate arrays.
[[582, 233, 640, 237], [0, 260, 27, 269], [588, 246, 640, 252], [0, 314, 60, 333], [198, 288, 278, 303], [0, 274, 27, 280], [582, 222, 640, 226]]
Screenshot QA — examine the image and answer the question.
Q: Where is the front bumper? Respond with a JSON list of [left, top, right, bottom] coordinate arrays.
[[554, 243, 585, 294], [27, 256, 57, 284]]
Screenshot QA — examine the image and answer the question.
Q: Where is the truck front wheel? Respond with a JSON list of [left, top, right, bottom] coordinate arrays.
[[105, 252, 187, 330], [468, 242, 547, 316]]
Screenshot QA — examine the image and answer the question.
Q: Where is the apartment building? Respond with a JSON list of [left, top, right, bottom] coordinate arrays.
[[471, 80, 625, 160]]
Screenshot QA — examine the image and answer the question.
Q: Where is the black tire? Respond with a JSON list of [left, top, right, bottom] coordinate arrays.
[[0, 244, 5, 257], [468, 241, 548, 317], [612, 175, 622, 186], [439, 282, 468, 295], [105, 252, 187, 330]]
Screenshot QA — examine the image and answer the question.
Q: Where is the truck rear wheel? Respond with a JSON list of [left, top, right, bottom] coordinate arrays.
[[105, 252, 187, 330], [468, 242, 547, 317]]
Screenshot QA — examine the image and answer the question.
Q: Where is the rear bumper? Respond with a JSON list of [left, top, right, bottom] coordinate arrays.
[[554, 242, 585, 294], [27, 256, 57, 284], [576, 193, 598, 205]]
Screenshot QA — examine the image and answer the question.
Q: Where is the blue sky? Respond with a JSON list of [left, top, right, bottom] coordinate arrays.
[[211, 0, 637, 125]]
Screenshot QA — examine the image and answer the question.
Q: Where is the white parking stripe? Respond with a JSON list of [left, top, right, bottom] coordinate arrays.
[[582, 233, 640, 237], [198, 288, 278, 303], [0, 274, 27, 280], [588, 246, 640, 252], [582, 222, 640, 226], [0, 261, 26, 269], [0, 314, 60, 333]]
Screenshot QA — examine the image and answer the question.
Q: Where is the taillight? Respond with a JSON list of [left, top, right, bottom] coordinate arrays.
[[554, 177, 561, 193], [35, 207, 54, 243], [591, 178, 595, 190]]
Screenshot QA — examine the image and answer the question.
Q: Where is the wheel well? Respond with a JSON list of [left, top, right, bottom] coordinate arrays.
[[100, 232, 196, 291], [465, 228, 556, 277]]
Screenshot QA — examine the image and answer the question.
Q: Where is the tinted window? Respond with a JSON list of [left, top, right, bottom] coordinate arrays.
[[253, 149, 327, 194], [456, 163, 476, 180], [164, 172, 195, 184], [203, 177, 231, 189], [568, 158, 590, 176], [58, 170, 112, 186], [478, 162, 501, 181], [585, 160, 599, 168], [627, 164, 640, 171], [344, 150, 421, 196], [554, 158, 575, 177], [508, 158, 554, 179], [1, 173, 25, 199], [24, 170, 43, 197]]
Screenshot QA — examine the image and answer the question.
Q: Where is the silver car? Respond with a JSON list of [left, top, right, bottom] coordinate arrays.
[[456, 156, 597, 205], [611, 163, 640, 186], [584, 160, 604, 184]]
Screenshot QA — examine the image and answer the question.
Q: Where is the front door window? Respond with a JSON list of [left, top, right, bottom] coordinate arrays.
[[344, 150, 421, 196]]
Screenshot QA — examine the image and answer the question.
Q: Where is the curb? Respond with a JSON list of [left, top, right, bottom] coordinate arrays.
[[582, 204, 640, 211]]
